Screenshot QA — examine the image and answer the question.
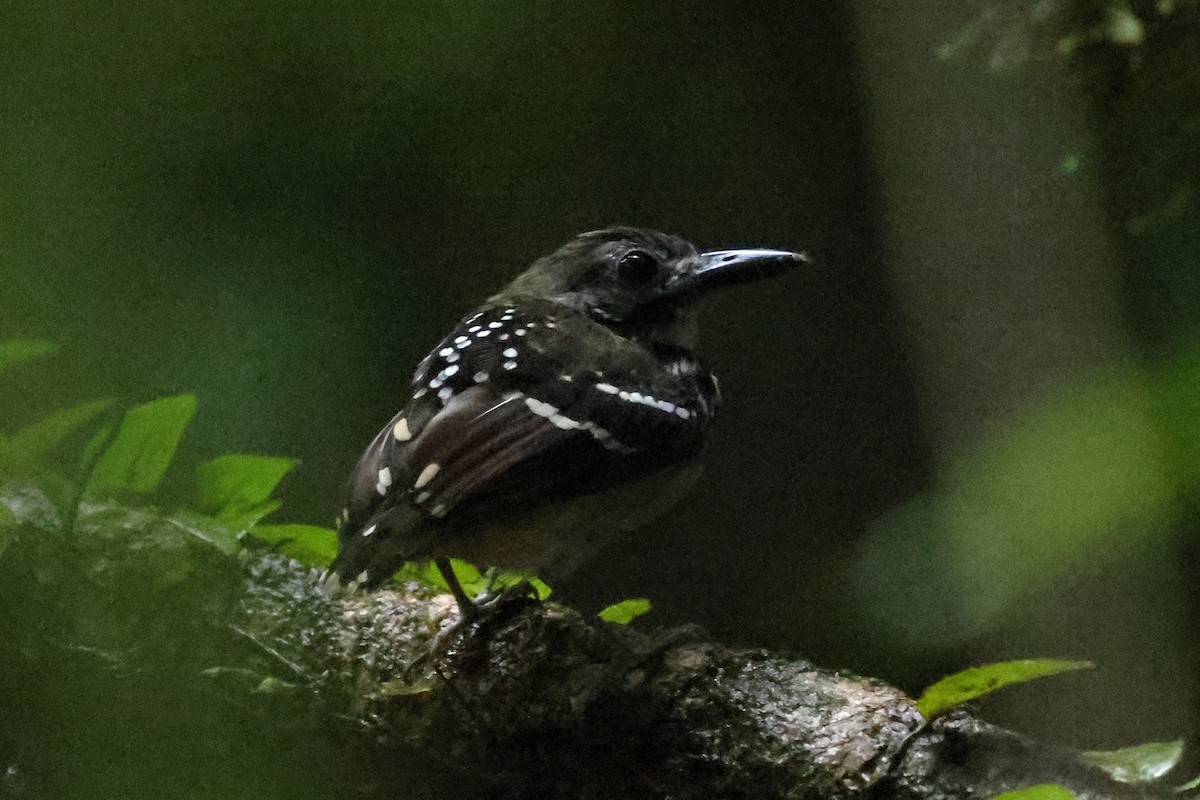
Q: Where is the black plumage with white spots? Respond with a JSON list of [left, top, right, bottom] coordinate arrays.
[[331, 227, 805, 598]]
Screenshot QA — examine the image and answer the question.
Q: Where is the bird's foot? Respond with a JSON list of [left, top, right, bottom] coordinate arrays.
[[403, 581, 540, 682], [463, 566, 503, 612], [451, 579, 540, 631]]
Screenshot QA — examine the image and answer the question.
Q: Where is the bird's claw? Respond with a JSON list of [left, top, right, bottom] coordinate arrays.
[[401, 581, 540, 682]]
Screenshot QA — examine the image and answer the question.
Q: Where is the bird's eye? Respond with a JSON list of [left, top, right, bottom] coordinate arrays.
[[616, 250, 659, 284]]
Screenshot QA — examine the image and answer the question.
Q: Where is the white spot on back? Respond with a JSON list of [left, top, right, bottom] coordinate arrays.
[[438, 387, 454, 403], [503, 360, 517, 370], [474, 371, 490, 383], [594, 381, 686, 416], [525, 397, 558, 418], [439, 347, 454, 357], [525, 397, 589, 432], [503, 347, 518, 358], [362, 524, 377, 538], [548, 414, 579, 430], [488, 321, 502, 329], [443, 364, 460, 377], [580, 421, 636, 453], [414, 462, 440, 489], [376, 467, 393, 494]]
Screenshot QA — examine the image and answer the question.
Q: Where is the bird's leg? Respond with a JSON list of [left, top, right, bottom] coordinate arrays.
[[401, 560, 478, 681], [474, 566, 501, 605], [435, 558, 479, 620], [404, 562, 533, 683]]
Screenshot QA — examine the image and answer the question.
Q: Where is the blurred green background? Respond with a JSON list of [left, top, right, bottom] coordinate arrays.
[[3, 0, 1199, 796]]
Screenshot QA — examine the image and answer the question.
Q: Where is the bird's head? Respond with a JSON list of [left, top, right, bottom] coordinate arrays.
[[498, 227, 807, 347]]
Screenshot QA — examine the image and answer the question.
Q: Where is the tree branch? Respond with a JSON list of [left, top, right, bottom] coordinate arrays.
[[0, 486, 1177, 800], [239, 555, 1166, 800]]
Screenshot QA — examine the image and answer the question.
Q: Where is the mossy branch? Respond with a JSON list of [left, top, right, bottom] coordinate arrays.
[[0, 482, 1176, 800]]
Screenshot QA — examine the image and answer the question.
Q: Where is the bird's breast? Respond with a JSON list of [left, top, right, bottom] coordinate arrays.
[[423, 458, 704, 581]]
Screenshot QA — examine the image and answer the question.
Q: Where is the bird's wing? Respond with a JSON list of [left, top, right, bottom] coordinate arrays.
[[340, 299, 714, 547]]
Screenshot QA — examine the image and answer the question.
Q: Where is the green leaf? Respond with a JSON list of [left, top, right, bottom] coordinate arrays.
[[916, 659, 1094, 718], [0, 399, 114, 473], [0, 339, 58, 376], [79, 422, 116, 470], [527, 576, 553, 600], [249, 524, 337, 567], [1176, 774, 1200, 793], [219, 500, 283, 531], [1080, 740, 1184, 784], [392, 560, 553, 600], [598, 598, 653, 625], [195, 454, 297, 525], [164, 510, 241, 556], [442, 559, 484, 593], [482, 569, 552, 599], [991, 785, 1075, 800], [392, 560, 433, 587], [254, 676, 297, 694], [87, 394, 197, 496]]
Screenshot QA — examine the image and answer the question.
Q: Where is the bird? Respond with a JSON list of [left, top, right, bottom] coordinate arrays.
[[329, 227, 806, 616]]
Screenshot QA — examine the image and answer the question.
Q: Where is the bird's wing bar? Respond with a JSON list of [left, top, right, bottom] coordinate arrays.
[[401, 385, 580, 515], [395, 376, 706, 527], [342, 300, 710, 535]]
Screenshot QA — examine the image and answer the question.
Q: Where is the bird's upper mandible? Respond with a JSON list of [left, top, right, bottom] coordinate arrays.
[[331, 227, 807, 589]]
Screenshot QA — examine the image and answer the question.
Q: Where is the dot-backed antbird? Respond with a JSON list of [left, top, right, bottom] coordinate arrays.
[[330, 227, 806, 615]]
